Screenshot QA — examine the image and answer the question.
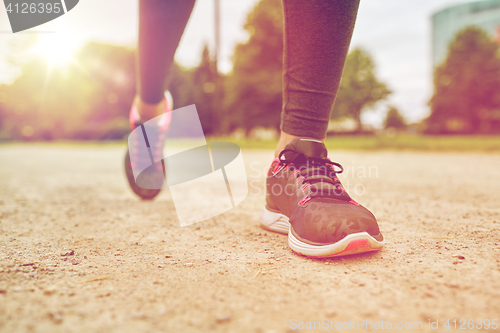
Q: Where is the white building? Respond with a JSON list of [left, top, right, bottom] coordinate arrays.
[[432, 0, 500, 67]]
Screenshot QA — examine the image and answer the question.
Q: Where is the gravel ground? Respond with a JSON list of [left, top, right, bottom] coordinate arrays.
[[0, 144, 499, 333]]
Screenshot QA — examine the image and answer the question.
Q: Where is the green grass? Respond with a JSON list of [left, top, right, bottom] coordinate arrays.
[[325, 134, 500, 151], [2, 134, 500, 151], [210, 134, 500, 152]]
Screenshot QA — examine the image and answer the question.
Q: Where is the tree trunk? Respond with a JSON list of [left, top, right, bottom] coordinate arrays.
[[354, 108, 362, 133]]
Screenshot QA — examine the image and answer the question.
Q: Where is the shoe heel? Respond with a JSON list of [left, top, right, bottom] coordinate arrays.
[[259, 207, 290, 234]]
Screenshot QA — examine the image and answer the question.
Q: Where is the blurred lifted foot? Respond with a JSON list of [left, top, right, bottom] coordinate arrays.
[[124, 92, 172, 200]]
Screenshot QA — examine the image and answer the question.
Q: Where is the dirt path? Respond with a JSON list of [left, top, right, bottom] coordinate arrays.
[[0, 145, 499, 332]]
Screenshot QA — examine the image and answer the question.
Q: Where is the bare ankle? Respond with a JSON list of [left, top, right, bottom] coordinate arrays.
[[274, 131, 325, 157]]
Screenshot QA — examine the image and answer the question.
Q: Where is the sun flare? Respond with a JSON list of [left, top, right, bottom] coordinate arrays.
[[31, 34, 79, 68]]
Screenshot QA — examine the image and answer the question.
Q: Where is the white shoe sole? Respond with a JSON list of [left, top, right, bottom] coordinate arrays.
[[259, 207, 290, 234], [259, 207, 384, 258]]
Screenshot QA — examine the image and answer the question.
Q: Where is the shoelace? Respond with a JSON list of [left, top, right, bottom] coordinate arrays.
[[275, 149, 351, 204], [130, 122, 165, 171]]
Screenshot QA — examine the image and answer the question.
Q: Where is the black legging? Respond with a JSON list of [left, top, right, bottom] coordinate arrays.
[[138, 0, 196, 104], [138, 0, 359, 139]]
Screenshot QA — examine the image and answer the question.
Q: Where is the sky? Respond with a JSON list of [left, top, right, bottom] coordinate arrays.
[[0, 0, 475, 127]]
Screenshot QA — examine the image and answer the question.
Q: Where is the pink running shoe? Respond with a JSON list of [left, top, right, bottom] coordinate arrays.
[[259, 138, 384, 257], [124, 92, 173, 200]]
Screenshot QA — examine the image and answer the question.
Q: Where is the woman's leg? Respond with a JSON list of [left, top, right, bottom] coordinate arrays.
[[276, 0, 360, 155], [137, 0, 196, 120], [262, 1, 384, 259]]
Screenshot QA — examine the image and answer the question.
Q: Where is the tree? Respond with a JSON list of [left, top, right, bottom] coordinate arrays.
[[428, 27, 500, 134], [190, 45, 217, 135], [225, 0, 283, 135], [165, 45, 222, 136], [331, 48, 390, 132], [0, 42, 136, 140], [384, 106, 406, 130], [0, 38, 225, 140], [76, 42, 136, 139]]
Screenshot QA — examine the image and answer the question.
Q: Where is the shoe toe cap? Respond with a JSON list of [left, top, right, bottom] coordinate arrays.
[[290, 198, 383, 245]]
